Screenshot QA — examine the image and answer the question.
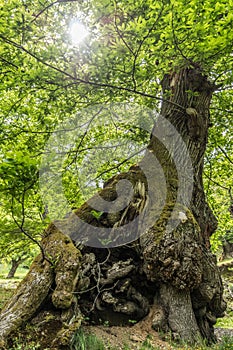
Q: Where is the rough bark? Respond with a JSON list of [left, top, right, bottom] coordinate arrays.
[[0, 66, 226, 349], [0, 228, 82, 349]]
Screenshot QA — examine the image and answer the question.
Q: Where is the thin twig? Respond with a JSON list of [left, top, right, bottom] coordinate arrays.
[[0, 56, 18, 69], [30, 0, 80, 23], [10, 193, 52, 264], [203, 171, 229, 191], [218, 146, 233, 165], [93, 146, 146, 181], [0, 34, 186, 111], [99, 248, 111, 265]]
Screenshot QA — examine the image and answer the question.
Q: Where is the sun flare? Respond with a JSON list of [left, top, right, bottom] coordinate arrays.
[[70, 21, 89, 44]]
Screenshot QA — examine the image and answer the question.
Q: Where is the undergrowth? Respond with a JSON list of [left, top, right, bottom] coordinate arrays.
[[71, 329, 106, 350], [70, 330, 233, 350]]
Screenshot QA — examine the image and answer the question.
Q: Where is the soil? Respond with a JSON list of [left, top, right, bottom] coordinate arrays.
[[80, 302, 172, 349], [83, 324, 172, 349], [82, 325, 233, 350], [1, 272, 233, 350], [7, 313, 171, 350], [81, 267, 233, 350]]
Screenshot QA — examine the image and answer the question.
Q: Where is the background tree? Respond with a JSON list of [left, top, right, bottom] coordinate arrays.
[[0, 0, 232, 348], [0, 231, 37, 279], [0, 214, 40, 278]]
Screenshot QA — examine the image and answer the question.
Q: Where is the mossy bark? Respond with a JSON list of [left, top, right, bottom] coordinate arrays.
[[0, 228, 81, 349], [0, 66, 226, 348]]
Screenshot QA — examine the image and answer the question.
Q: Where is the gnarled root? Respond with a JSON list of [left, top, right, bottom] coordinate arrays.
[[0, 227, 81, 349]]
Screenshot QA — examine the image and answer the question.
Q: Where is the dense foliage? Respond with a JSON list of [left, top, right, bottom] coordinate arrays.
[[0, 0, 232, 261]]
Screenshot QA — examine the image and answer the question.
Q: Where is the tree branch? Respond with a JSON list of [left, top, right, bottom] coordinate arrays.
[[0, 34, 185, 111], [93, 146, 146, 182], [203, 171, 229, 191], [10, 193, 51, 265], [218, 146, 233, 165], [0, 56, 18, 69], [30, 0, 81, 23]]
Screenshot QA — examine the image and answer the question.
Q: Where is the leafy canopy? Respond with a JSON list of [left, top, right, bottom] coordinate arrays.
[[0, 0, 232, 254]]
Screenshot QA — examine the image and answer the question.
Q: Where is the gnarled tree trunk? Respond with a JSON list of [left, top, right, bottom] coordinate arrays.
[[0, 67, 226, 349]]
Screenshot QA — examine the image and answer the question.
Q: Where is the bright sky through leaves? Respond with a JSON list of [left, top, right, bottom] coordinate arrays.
[[70, 21, 89, 44]]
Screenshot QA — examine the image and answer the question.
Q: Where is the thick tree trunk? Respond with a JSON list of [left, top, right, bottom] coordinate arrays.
[[0, 67, 226, 349], [141, 67, 226, 342]]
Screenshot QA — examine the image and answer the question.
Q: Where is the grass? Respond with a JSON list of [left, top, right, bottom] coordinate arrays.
[[173, 335, 233, 350], [121, 336, 156, 350], [71, 331, 162, 350], [71, 329, 106, 350], [8, 340, 40, 350], [0, 263, 29, 279], [214, 335, 233, 350], [70, 330, 233, 350], [0, 263, 28, 309], [8, 334, 233, 350]]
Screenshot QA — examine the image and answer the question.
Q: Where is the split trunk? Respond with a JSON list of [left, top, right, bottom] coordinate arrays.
[[0, 67, 226, 349]]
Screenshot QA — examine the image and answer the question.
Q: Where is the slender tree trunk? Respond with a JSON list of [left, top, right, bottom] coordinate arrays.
[[6, 258, 26, 279], [0, 66, 226, 349]]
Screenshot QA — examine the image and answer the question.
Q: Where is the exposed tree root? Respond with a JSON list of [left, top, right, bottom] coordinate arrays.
[[0, 229, 81, 349]]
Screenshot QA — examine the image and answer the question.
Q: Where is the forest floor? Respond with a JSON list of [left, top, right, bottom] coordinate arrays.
[[82, 322, 172, 349], [82, 262, 233, 349], [0, 264, 233, 349]]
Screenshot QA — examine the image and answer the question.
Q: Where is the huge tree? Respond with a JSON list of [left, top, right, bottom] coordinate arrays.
[[0, 0, 232, 348]]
